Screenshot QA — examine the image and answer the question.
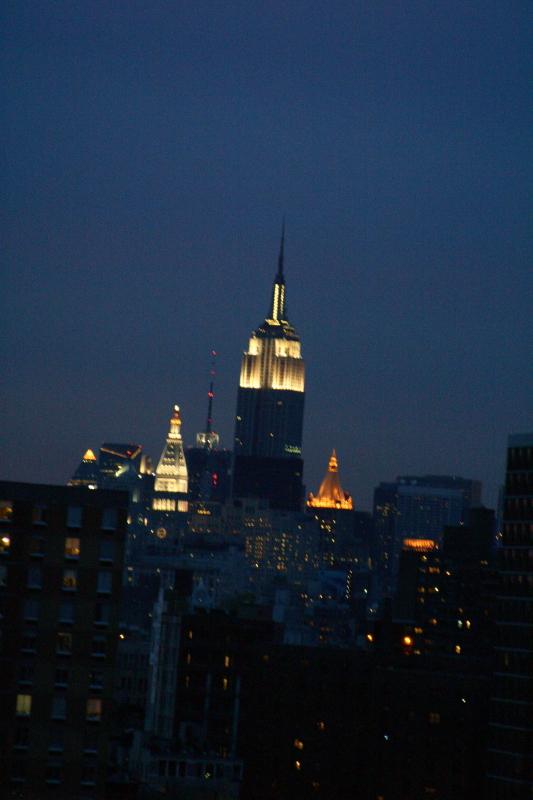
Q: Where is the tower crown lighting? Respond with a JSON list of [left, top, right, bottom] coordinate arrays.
[[308, 449, 354, 510]]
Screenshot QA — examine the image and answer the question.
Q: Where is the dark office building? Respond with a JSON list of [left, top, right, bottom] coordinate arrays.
[[185, 446, 232, 503], [0, 480, 128, 799], [373, 474, 483, 597], [487, 433, 533, 799], [233, 228, 305, 510]]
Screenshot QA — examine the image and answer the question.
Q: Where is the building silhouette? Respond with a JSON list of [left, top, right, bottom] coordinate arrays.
[[0, 480, 128, 799], [487, 433, 533, 798]]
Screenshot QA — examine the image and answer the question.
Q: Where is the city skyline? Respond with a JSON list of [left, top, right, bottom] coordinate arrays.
[[3, 2, 532, 509]]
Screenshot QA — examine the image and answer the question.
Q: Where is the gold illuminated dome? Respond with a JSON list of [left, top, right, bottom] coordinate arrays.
[[82, 448, 97, 462], [307, 450, 354, 510]]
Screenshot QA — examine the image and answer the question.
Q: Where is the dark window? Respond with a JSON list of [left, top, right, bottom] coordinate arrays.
[[67, 506, 82, 528], [27, 566, 42, 589], [101, 508, 117, 530], [99, 540, 114, 562], [24, 598, 39, 621], [32, 505, 48, 526], [94, 602, 110, 626], [56, 632, 72, 654], [58, 600, 75, 624]]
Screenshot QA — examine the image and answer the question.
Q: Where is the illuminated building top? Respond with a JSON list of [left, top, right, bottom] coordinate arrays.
[[82, 448, 97, 462], [239, 224, 305, 393], [402, 538, 438, 552], [307, 450, 354, 510], [154, 405, 188, 495]]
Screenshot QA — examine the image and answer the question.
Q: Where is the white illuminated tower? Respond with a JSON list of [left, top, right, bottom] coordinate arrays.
[[153, 405, 188, 512], [233, 225, 305, 509]]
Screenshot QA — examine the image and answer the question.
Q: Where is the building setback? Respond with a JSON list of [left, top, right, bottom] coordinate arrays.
[[0, 481, 128, 800]]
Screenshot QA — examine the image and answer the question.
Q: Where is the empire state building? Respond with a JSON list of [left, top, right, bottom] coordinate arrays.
[[233, 227, 305, 510]]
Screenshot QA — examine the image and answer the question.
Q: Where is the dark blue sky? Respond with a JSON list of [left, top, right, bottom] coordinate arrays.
[[2, 1, 532, 509]]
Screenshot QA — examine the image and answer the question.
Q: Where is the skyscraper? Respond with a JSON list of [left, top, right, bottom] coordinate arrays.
[[152, 405, 188, 513], [233, 227, 305, 510], [487, 433, 533, 799]]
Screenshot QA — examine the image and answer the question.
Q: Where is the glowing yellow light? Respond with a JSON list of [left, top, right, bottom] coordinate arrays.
[[294, 739, 304, 750], [1, 536, 10, 545], [295, 760, 301, 771], [402, 636, 413, 646], [308, 450, 353, 510], [455, 645, 461, 654], [366, 633, 374, 643], [119, 633, 125, 640], [403, 539, 437, 552], [82, 449, 97, 462]]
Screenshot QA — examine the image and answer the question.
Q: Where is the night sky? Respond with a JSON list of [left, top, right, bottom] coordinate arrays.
[[2, 1, 532, 510]]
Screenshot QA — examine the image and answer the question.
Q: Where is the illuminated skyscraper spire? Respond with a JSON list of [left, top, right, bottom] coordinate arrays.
[[268, 220, 287, 322]]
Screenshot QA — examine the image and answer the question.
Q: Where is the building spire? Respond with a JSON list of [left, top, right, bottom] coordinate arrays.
[[196, 351, 220, 450], [269, 219, 287, 322]]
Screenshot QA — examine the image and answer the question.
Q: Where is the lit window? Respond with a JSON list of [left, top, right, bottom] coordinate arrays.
[[97, 571, 112, 594], [455, 644, 461, 655], [295, 760, 302, 771], [224, 655, 231, 668], [51, 696, 66, 720], [187, 630, 193, 640], [67, 506, 82, 528], [0, 500, 13, 522], [101, 508, 117, 530], [222, 677, 229, 691], [428, 712, 440, 725], [27, 566, 43, 589], [465, 620, 471, 629], [86, 698, 102, 721], [16, 694, 32, 716], [294, 739, 304, 750], [56, 632, 72, 654], [317, 721, 326, 732], [62, 569, 77, 591], [0, 534, 10, 554], [64, 538, 80, 558]]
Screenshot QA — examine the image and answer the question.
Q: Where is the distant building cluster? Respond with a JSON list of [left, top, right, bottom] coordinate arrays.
[[0, 234, 531, 799]]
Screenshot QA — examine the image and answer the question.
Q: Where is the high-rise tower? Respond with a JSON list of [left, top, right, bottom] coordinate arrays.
[[233, 226, 305, 509], [152, 405, 188, 512]]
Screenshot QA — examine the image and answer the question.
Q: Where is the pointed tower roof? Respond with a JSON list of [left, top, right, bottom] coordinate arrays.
[[307, 449, 354, 510], [267, 220, 288, 323], [68, 448, 100, 487], [154, 405, 188, 495]]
